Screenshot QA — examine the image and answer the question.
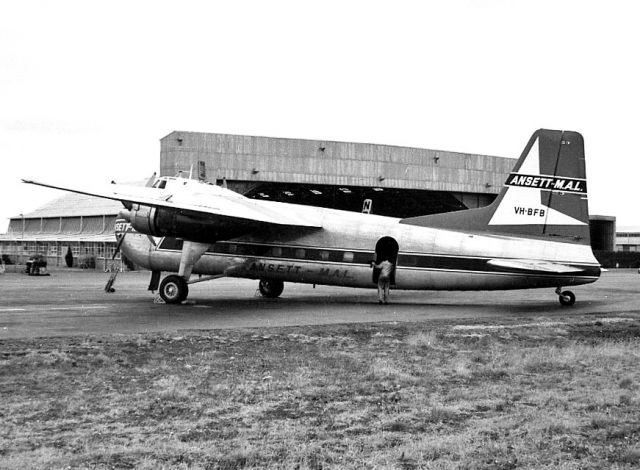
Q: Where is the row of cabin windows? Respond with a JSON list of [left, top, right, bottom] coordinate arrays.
[[223, 243, 356, 263], [157, 238, 362, 263]]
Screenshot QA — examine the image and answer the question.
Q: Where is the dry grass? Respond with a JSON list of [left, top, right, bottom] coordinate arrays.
[[1, 314, 640, 469]]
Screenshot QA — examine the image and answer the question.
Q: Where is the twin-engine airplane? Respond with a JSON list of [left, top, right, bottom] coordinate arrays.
[[24, 129, 600, 306]]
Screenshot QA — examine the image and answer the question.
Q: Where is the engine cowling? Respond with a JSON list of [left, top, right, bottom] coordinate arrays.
[[124, 204, 260, 243], [127, 205, 159, 236]]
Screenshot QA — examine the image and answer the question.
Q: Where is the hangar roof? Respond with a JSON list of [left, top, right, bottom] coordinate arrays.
[[19, 193, 122, 218], [160, 131, 516, 194]]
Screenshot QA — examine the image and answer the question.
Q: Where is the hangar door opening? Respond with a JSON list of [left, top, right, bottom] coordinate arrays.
[[372, 236, 399, 285]]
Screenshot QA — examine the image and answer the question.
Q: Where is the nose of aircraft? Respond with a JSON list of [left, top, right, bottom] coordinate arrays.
[[118, 209, 132, 222]]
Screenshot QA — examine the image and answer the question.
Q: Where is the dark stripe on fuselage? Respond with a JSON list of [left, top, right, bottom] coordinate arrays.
[[155, 237, 600, 278]]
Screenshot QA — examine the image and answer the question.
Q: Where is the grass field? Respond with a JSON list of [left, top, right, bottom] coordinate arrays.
[[2, 313, 640, 469]]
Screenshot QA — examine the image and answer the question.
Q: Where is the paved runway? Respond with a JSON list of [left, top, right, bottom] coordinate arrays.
[[0, 269, 638, 338]]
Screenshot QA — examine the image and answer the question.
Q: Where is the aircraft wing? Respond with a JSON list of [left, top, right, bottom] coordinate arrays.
[[22, 179, 322, 229], [486, 258, 587, 274]]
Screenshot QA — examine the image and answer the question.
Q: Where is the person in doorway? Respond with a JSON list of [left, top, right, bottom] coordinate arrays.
[[371, 258, 394, 304]]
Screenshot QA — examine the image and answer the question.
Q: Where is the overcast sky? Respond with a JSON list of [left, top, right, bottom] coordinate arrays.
[[1, 0, 639, 231]]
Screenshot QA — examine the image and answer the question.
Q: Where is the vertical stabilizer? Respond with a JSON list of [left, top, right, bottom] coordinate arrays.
[[401, 129, 591, 244]]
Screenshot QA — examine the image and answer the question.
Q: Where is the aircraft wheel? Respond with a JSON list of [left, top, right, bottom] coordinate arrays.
[[159, 275, 189, 304], [259, 279, 284, 298], [558, 290, 576, 306]]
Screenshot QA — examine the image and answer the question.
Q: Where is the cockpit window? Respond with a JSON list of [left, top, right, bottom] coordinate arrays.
[[153, 179, 167, 189]]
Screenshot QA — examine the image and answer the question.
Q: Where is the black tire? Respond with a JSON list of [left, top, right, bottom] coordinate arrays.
[[159, 275, 189, 304], [559, 290, 576, 306], [259, 279, 284, 298]]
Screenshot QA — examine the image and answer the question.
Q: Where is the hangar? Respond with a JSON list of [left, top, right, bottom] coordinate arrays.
[[0, 131, 525, 268], [160, 131, 511, 217]]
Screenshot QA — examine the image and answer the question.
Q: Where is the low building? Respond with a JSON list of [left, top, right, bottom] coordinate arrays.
[[616, 227, 640, 252], [0, 193, 122, 269]]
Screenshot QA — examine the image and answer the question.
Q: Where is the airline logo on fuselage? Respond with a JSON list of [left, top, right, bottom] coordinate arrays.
[[506, 173, 586, 194], [114, 219, 132, 235]]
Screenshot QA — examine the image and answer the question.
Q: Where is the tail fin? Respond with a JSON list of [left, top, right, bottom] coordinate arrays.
[[401, 129, 591, 244]]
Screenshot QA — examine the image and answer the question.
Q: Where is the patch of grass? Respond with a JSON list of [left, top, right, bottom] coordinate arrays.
[[1, 316, 640, 468]]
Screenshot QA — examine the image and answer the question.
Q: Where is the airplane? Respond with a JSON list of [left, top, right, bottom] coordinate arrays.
[[23, 129, 601, 306]]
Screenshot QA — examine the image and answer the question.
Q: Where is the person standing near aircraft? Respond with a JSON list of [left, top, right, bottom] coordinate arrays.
[[371, 258, 394, 304]]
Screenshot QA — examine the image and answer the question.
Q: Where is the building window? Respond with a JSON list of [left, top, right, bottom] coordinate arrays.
[[105, 244, 116, 259]]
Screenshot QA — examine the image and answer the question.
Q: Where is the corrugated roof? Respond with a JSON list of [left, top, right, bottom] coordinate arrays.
[[16, 180, 148, 219], [20, 192, 123, 218]]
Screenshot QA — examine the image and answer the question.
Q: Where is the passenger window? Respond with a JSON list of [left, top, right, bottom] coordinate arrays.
[[295, 248, 306, 258], [400, 255, 416, 267], [272, 247, 282, 257], [343, 252, 354, 262], [320, 250, 330, 261]]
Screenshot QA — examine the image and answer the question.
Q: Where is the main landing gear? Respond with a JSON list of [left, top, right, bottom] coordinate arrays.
[[155, 240, 209, 304], [259, 279, 284, 298], [556, 287, 576, 306], [159, 275, 189, 304], [155, 276, 284, 303]]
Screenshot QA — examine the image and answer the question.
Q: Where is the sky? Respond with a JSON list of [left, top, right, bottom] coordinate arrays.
[[1, 0, 639, 231]]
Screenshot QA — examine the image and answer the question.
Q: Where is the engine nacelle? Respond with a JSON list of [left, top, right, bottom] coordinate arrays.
[[128, 205, 159, 236], [127, 205, 259, 243]]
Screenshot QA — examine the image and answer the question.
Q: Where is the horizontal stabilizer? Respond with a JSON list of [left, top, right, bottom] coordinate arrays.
[[487, 258, 586, 274]]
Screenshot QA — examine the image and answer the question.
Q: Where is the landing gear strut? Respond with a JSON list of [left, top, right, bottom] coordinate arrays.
[[556, 287, 576, 306], [160, 275, 189, 304], [157, 241, 209, 304], [259, 279, 284, 298]]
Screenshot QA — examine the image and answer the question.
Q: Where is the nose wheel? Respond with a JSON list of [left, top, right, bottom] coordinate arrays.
[[556, 287, 576, 306]]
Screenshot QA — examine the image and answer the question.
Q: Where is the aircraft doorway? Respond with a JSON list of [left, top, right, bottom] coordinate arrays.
[[372, 236, 399, 285]]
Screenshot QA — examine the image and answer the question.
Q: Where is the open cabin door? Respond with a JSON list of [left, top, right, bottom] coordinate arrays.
[[372, 236, 399, 285]]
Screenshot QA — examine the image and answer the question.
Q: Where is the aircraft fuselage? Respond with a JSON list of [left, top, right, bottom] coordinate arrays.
[[119, 202, 600, 292]]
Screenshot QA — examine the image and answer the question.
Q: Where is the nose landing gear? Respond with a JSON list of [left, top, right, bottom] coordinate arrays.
[[555, 287, 576, 306]]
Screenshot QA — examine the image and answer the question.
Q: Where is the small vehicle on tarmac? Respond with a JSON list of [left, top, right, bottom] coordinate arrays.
[[25, 254, 50, 276]]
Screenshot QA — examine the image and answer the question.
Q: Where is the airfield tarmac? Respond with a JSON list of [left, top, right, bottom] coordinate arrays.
[[0, 268, 638, 339]]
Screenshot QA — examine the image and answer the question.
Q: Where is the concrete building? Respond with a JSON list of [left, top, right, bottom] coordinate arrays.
[[589, 215, 616, 251], [616, 227, 640, 252]]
